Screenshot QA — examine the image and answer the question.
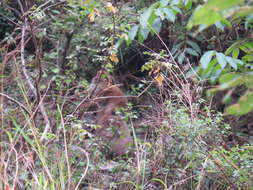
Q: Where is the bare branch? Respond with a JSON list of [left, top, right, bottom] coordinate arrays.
[[0, 93, 31, 116], [20, 17, 50, 140]]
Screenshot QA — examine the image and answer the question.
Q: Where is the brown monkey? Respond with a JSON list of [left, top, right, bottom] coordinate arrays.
[[109, 116, 132, 155], [87, 70, 128, 135]]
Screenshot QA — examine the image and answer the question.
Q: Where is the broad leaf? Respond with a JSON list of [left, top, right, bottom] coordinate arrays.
[[216, 52, 227, 69], [139, 27, 150, 41], [152, 18, 162, 33], [200, 50, 214, 69], [178, 52, 185, 64], [219, 76, 243, 90], [171, 6, 182, 14], [140, 8, 153, 28], [225, 56, 238, 70], [226, 91, 253, 115], [207, 0, 244, 11], [219, 73, 238, 84], [156, 8, 165, 20], [162, 8, 176, 22], [232, 48, 240, 58], [185, 48, 199, 56], [160, 0, 170, 6], [186, 41, 201, 54], [128, 25, 139, 40], [171, 0, 180, 6]]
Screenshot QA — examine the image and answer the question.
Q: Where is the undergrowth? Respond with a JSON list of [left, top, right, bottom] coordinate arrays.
[[1, 90, 253, 189]]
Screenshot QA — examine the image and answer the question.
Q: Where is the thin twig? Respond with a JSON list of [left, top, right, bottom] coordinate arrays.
[[20, 17, 50, 140], [0, 92, 31, 116], [58, 105, 71, 190], [73, 146, 90, 190]]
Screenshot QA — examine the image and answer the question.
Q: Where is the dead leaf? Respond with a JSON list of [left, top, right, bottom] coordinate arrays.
[[109, 53, 119, 63], [105, 2, 117, 14], [154, 74, 164, 86], [88, 8, 100, 22]]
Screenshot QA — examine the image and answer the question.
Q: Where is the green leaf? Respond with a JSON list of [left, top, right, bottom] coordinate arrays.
[[225, 56, 238, 70], [200, 59, 220, 81], [185, 48, 199, 56], [235, 58, 244, 65], [200, 50, 214, 69], [171, 6, 182, 14], [245, 14, 253, 29], [215, 21, 225, 31], [139, 27, 150, 41], [216, 52, 227, 69], [128, 25, 139, 40], [178, 52, 185, 64], [243, 41, 253, 50], [184, 0, 192, 10], [171, 0, 180, 6], [234, 6, 253, 18], [232, 48, 240, 58], [219, 75, 243, 90], [151, 18, 162, 33], [52, 67, 60, 73], [242, 55, 253, 62], [226, 104, 242, 115], [162, 8, 176, 22], [187, 0, 244, 28], [226, 91, 253, 115], [160, 0, 170, 6], [239, 45, 248, 53], [186, 41, 201, 54], [187, 6, 223, 28], [156, 8, 165, 20], [206, 0, 244, 11], [140, 8, 153, 28], [148, 10, 158, 26], [219, 73, 238, 84]]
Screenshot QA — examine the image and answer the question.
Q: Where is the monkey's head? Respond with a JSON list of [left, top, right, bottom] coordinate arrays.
[[88, 69, 113, 97]]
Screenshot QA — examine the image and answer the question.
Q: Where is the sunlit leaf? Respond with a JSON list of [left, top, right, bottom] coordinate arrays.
[[242, 54, 253, 62], [139, 27, 150, 41], [171, 0, 180, 6], [160, 0, 170, 6], [225, 56, 238, 70], [219, 73, 238, 84], [206, 0, 244, 11], [226, 91, 253, 115], [200, 50, 214, 69], [140, 8, 153, 28], [171, 6, 182, 14], [187, 6, 222, 28], [152, 18, 162, 33], [245, 13, 253, 28], [187, 0, 244, 28], [216, 52, 227, 69], [128, 25, 139, 40], [232, 48, 240, 58], [219, 75, 243, 90], [162, 8, 176, 22]]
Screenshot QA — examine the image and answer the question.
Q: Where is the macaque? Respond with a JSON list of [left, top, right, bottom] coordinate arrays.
[[87, 69, 128, 135], [109, 116, 132, 155]]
